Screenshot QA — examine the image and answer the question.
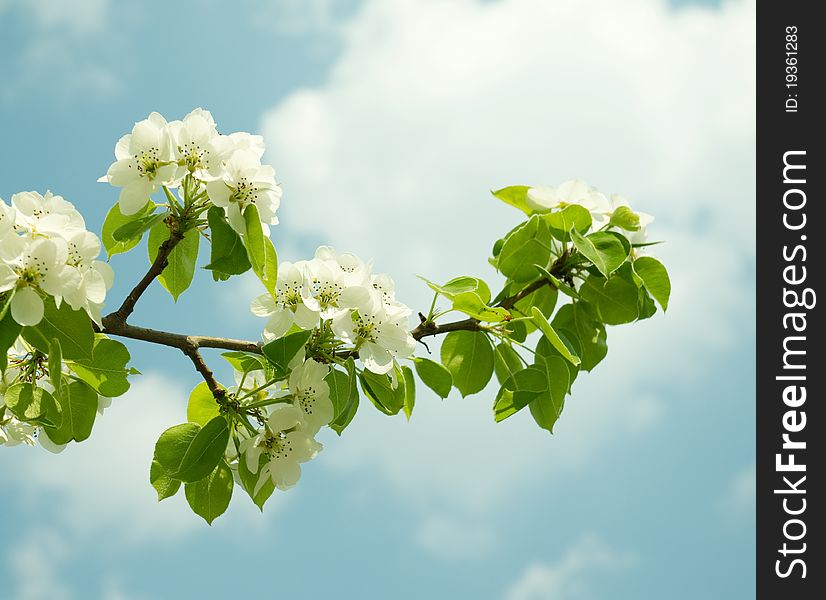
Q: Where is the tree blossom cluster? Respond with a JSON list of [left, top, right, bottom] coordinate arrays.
[[251, 246, 417, 375], [228, 358, 331, 493], [0, 339, 110, 450], [526, 179, 654, 246], [0, 192, 113, 327], [99, 108, 281, 234]]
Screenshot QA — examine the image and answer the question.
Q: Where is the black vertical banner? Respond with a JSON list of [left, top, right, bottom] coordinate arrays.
[[757, 2, 824, 598]]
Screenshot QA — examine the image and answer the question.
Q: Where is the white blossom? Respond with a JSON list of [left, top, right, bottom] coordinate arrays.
[[289, 359, 333, 434], [250, 261, 319, 340], [205, 149, 281, 235], [526, 179, 611, 226], [240, 404, 321, 493], [99, 112, 178, 215]]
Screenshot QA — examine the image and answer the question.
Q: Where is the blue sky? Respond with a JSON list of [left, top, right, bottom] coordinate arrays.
[[0, 1, 755, 599]]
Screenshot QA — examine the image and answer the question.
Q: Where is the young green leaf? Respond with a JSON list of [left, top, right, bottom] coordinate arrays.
[[150, 459, 181, 501], [530, 307, 580, 366], [413, 357, 453, 399], [48, 338, 63, 395], [174, 416, 230, 482], [493, 366, 547, 422], [326, 359, 360, 434], [360, 369, 405, 416], [261, 330, 313, 378], [205, 206, 251, 280], [237, 452, 274, 510], [243, 205, 278, 297], [529, 356, 571, 433], [187, 382, 220, 426], [493, 343, 524, 385], [418, 275, 491, 304], [440, 330, 494, 397], [551, 303, 608, 372], [579, 274, 640, 325], [102, 201, 156, 258], [632, 256, 671, 311], [67, 336, 133, 397], [608, 205, 641, 231], [491, 185, 533, 215], [185, 460, 234, 525], [221, 351, 266, 374], [4, 383, 62, 428], [570, 229, 629, 277], [46, 379, 99, 444], [148, 222, 200, 301], [402, 365, 416, 420], [112, 211, 166, 243], [0, 310, 21, 372], [154, 417, 229, 483], [452, 292, 510, 322], [498, 216, 554, 282], [544, 205, 592, 241], [21, 297, 94, 361]]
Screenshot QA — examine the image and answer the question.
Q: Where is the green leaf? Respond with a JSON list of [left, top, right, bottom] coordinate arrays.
[[4, 383, 62, 428], [112, 211, 166, 242], [243, 205, 278, 297], [609, 205, 640, 231], [204, 206, 251, 280], [570, 229, 630, 277], [493, 366, 547, 422], [452, 292, 510, 323], [237, 452, 274, 510], [221, 351, 266, 374], [551, 303, 608, 372], [440, 331, 494, 397], [187, 382, 220, 426], [534, 265, 581, 300], [513, 282, 558, 325], [579, 274, 640, 325], [148, 222, 200, 301], [0, 310, 21, 372], [185, 460, 233, 525], [413, 357, 452, 399], [531, 306, 580, 366], [22, 297, 94, 361], [529, 356, 571, 433], [175, 416, 230, 482], [493, 343, 523, 385], [67, 335, 133, 397], [419, 275, 491, 304], [48, 338, 63, 395], [498, 216, 554, 283], [326, 358, 360, 434], [401, 366, 416, 420], [535, 327, 581, 393], [102, 201, 156, 258], [46, 380, 98, 444], [150, 459, 181, 501], [632, 256, 671, 311], [491, 185, 533, 215], [544, 205, 592, 241], [360, 369, 406, 416], [261, 330, 313, 378], [154, 417, 230, 483]]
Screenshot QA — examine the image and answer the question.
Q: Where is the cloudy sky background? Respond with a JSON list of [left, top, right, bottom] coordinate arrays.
[[0, 0, 755, 598]]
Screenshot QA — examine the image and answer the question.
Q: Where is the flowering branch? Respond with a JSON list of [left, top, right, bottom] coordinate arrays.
[[105, 221, 185, 325]]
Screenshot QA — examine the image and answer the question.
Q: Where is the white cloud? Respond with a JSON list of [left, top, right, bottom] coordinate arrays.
[[6, 529, 71, 600], [3, 374, 199, 541], [262, 0, 755, 557], [0, 0, 119, 101], [504, 533, 636, 600], [415, 514, 495, 560]]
